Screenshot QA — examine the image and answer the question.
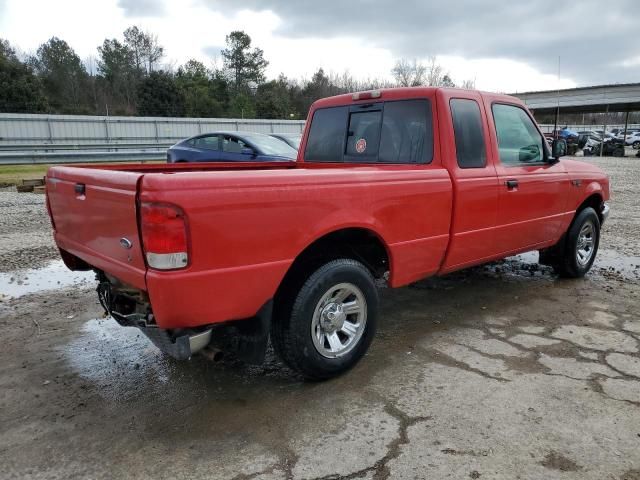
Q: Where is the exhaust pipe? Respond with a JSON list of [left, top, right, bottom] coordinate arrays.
[[201, 346, 224, 362]]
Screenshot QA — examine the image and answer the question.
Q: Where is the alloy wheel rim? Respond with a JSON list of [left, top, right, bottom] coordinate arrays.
[[311, 282, 367, 358], [576, 221, 596, 266]]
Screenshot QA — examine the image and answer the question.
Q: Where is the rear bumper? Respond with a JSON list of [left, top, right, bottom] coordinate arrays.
[[139, 327, 212, 360]]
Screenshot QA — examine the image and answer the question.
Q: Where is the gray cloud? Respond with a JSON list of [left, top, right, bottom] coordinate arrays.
[[117, 0, 166, 17], [203, 0, 640, 86]]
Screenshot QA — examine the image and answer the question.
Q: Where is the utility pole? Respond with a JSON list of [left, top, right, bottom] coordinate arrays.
[[554, 56, 561, 139]]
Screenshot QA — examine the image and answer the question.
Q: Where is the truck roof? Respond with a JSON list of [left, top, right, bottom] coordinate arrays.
[[311, 86, 522, 110]]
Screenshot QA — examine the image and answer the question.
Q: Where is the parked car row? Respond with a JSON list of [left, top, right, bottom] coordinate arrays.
[[547, 126, 640, 157], [166, 131, 302, 163]]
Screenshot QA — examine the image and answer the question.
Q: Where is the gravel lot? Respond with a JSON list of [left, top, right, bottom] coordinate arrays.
[[1, 157, 639, 479]]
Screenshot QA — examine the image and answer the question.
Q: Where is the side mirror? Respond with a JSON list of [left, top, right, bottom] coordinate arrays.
[[551, 138, 567, 159], [241, 147, 256, 157]]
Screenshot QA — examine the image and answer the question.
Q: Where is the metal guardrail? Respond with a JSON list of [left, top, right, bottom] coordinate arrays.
[[0, 150, 166, 165], [0, 142, 172, 152], [0, 113, 306, 165]]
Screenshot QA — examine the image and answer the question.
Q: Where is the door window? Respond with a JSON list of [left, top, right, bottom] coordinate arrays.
[[191, 135, 220, 150], [450, 99, 486, 168], [492, 104, 545, 166], [222, 136, 247, 153]]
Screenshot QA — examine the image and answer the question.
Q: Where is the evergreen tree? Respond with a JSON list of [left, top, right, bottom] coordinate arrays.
[[0, 39, 48, 113], [137, 70, 185, 116]]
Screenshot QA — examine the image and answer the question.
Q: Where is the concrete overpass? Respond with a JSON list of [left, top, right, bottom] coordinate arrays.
[[512, 83, 640, 152], [512, 82, 640, 114]]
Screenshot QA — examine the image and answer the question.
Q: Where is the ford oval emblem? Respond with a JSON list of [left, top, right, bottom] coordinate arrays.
[[119, 237, 133, 249]]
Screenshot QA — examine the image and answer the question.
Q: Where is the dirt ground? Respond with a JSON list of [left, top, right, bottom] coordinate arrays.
[[1, 157, 639, 480]]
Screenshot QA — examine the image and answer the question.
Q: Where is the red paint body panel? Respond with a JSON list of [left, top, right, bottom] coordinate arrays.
[[140, 166, 452, 327], [45, 87, 610, 330]]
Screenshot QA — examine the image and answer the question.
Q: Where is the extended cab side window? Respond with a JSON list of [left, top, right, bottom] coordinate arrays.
[[305, 100, 432, 164], [305, 106, 349, 162], [450, 99, 486, 168], [492, 104, 545, 165]]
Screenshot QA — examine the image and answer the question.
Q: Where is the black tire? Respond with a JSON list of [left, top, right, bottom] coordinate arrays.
[[633, 141, 640, 150], [271, 259, 378, 380], [554, 207, 600, 278]]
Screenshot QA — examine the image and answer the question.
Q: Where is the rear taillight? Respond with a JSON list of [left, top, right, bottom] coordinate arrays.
[[140, 202, 189, 270]]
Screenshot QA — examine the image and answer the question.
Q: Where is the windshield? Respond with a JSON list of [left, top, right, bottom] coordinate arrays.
[[244, 134, 297, 158]]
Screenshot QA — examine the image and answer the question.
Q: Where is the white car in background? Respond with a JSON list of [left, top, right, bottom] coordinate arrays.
[[618, 130, 640, 149]]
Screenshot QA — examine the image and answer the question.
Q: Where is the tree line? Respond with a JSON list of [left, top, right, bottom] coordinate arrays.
[[0, 27, 475, 119]]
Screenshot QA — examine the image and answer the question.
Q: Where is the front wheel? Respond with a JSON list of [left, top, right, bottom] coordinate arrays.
[[554, 207, 601, 278], [633, 141, 640, 150], [271, 259, 378, 380]]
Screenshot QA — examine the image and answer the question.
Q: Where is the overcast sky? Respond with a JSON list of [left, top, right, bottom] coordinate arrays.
[[1, 0, 639, 92]]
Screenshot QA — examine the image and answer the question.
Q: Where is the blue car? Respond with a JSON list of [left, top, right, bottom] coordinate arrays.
[[167, 131, 297, 163]]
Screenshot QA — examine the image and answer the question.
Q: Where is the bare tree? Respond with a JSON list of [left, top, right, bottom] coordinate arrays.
[[425, 56, 445, 86], [460, 78, 476, 89], [123, 26, 164, 75], [392, 58, 426, 87]]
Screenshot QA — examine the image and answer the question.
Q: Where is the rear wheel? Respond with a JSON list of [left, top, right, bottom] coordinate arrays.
[[271, 259, 378, 380], [633, 141, 640, 149], [553, 207, 600, 278]]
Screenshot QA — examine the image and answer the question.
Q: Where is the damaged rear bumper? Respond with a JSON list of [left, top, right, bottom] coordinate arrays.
[[139, 327, 212, 360], [96, 272, 271, 363], [97, 275, 212, 360]]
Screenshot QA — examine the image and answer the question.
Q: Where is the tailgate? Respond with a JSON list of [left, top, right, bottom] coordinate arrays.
[[47, 166, 147, 290]]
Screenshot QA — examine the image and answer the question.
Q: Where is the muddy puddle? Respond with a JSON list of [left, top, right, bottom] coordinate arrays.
[[1, 248, 637, 301], [592, 249, 640, 280], [63, 317, 176, 402], [0, 260, 95, 298], [493, 249, 640, 281]]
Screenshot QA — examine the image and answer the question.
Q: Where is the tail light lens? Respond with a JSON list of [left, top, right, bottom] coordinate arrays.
[[140, 202, 189, 270]]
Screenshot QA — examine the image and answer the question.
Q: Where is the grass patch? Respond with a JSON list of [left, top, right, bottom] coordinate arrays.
[[0, 165, 50, 186]]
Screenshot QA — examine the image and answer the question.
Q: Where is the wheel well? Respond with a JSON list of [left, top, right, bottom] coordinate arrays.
[[577, 193, 604, 222], [277, 228, 390, 297]]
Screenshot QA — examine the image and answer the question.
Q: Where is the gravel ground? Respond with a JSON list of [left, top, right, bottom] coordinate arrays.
[[0, 188, 56, 273], [0, 157, 639, 480]]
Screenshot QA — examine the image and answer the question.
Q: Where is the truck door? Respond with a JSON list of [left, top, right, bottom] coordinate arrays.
[[440, 94, 501, 272], [489, 102, 569, 254]]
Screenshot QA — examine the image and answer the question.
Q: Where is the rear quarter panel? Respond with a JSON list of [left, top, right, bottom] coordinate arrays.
[[141, 166, 452, 328]]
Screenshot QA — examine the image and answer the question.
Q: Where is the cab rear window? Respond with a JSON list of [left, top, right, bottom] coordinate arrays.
[[304, 99, 432, 164]]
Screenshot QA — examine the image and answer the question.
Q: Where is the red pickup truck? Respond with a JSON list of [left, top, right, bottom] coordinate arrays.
[[46, 87, 610, 379]]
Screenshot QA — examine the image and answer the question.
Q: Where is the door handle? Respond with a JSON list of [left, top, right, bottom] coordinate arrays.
[[505, 179, 519, 189]]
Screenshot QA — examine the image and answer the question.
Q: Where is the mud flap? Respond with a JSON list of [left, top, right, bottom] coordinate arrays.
[[209, 300, 273, 365], [233, 301, 272, 365]]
